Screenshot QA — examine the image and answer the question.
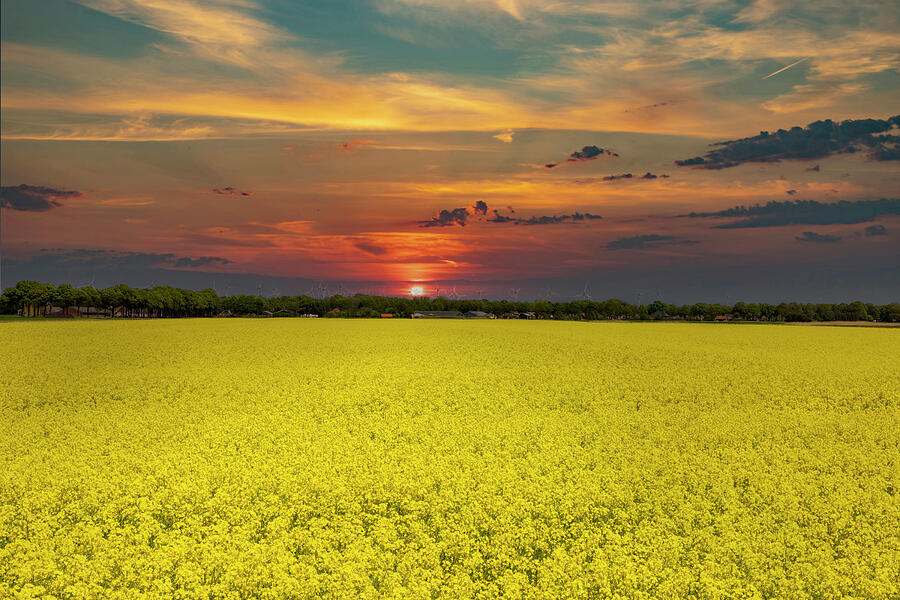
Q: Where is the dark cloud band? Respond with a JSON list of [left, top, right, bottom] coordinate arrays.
[[1, 184, 82, 211], [607, 234, 698, 250], [211, 186, 253, 196], [796, 231, 841, 243], [685, 198, 900, 228], [545, 145, 618, 169], [420, 201, 601, 228], [676, 115, 900, 169]]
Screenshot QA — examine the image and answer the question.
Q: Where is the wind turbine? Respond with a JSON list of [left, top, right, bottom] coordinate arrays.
[[510, 287, 521, 301], [576, 282, 592, 301]]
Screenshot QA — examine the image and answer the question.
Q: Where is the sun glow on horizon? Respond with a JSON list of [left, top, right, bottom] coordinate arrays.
[[409, 285, 425, 296]]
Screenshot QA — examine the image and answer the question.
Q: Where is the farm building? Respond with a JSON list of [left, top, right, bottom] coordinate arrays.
[[412, 310, 463, 319], [464, 311, 493, 319]]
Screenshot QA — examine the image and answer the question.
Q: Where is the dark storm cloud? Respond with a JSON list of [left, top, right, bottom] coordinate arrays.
[[211, 186, 253, 196], [419, 201, 511, 227], [606, 234, 698, 250], [419, 207, 471, 227], [545, 145, 618, 169], [596, 172, 669, 182], [1, 184, 82, 211], [872, 146, 900, 161], [685, 198, 900, 228], [173, 256, 233, 268], [675, 115, 900, 169], [354, 242, 389, 255], [511, 212, 603, 225], [487, 211, 517, 224], [569, 146, 608, 160], [796, 231, 842, 243], [864, 224, 887, 236], [420, 202, 601, 228]]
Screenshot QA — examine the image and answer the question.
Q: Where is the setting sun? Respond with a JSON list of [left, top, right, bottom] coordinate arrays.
[[409, 285, 425, 297]]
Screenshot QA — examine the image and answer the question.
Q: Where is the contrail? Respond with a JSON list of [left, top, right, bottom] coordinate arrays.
[[762, 57, 809, 79]]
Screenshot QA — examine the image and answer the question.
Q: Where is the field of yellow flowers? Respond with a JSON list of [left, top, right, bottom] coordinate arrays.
[[1, 319, 898, 599]]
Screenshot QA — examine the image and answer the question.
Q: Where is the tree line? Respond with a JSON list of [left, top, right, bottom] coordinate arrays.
[[1, 280, 898, 322]]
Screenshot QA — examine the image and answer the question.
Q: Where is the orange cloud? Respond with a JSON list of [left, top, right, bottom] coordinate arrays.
[[338, 140, 374, 152]]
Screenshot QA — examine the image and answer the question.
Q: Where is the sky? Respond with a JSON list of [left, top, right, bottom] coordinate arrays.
[[1, 0, 898, 302]]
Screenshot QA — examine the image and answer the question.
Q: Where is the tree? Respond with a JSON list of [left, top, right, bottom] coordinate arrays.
[[56, 284, 77, 316]]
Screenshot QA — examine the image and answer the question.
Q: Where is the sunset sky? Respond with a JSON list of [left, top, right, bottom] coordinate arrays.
[[2, 0, 898, 301]]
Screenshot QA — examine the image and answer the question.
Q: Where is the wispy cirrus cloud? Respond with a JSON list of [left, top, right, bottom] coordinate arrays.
[[354, 242, 389, 256], [2, 0, 898, 143], [339, 140, 374, 152], [74, 0, 285, 67], [492, 129, 515, 143]]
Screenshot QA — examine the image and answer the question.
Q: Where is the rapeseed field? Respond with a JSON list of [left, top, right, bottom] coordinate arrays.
[[1, 320, 898, 599]]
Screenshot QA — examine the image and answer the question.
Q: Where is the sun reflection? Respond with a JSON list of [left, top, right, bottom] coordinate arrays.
[[409, 285, 425, 297]]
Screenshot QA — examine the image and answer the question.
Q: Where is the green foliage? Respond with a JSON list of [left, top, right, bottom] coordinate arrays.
[[1, 280, 898, 321]]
